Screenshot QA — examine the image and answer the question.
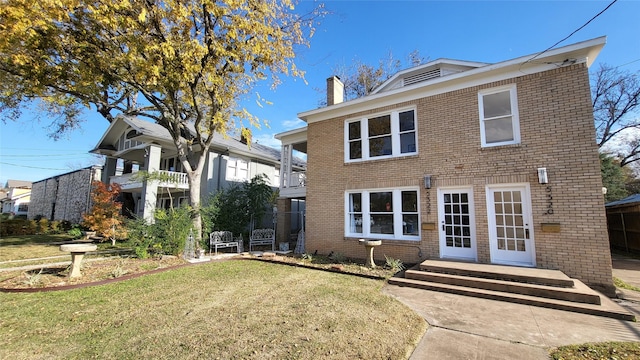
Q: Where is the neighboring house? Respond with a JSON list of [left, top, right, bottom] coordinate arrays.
[[277, 37, 614, 293], [1, 180, 32, 216], [606, 194, 640, 253], [91, 116, 289, 222], [28, 166, 102, 223]]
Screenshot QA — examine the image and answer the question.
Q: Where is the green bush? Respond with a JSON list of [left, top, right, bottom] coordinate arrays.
[[0, 218, 35, 236], [50, 221, 61, 234], [67, 227, 84, 240], [37, 218, 50, 234], [203, 174, 274, 238], [126, 205, 193, 258]]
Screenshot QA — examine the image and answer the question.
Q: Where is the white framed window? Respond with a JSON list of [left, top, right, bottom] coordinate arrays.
[[478, 85, 520, 147], [345, 188, 420, 240], [345, 108, 417, 162], [226, 157, 249, 181]]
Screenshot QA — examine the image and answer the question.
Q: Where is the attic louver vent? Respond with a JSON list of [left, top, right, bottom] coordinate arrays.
[[403, 68, 442, 86]]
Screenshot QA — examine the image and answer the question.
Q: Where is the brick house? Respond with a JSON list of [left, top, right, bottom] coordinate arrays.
[[277, 37, 614, 293], [28, 166, 102, 223]]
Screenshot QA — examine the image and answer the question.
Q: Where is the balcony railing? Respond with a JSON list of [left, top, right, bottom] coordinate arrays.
[[110, 170, 189, 190], [283, 171, 306, 188]]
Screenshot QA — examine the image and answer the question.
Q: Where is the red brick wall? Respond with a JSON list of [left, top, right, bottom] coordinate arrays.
[[305, 64, 613, 292]]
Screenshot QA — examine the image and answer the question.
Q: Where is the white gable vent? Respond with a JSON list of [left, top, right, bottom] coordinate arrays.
[[403, 68, 442, 86]]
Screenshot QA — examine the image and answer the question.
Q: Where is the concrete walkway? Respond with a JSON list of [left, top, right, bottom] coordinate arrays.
[[383, 254, 640, 360]]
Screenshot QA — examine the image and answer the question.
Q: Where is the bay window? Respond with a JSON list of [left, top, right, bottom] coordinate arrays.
[[345, 188, 420, 240], [345, 108, 417, 162]]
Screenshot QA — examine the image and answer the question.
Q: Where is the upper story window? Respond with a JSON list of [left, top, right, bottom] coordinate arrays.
[[345, 188, 420, 241], [345, 108, 417, 162], [478, 85, 520, 147], [118, 129, 143, 151], [160, 157, 183, 173], [226, 157, 249, 182]]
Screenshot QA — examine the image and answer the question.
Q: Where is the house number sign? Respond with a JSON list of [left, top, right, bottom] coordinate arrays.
[[544, 185, 553, 215]]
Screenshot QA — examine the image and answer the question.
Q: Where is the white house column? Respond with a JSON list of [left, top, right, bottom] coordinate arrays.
[[101, 157, 118, 184], [141, 144, 162, 223]]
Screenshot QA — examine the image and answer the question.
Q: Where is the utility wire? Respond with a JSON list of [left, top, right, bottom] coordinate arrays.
[[0, 161, 70, 170], [1, 153, 90, 158], [522, 0, 618, 66]]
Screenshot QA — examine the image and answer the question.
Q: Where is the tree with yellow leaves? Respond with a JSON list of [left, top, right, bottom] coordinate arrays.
[[0, 0, 323, 240]]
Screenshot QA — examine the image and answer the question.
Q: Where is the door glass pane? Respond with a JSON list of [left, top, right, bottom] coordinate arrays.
[[442, 191, 473, 250]]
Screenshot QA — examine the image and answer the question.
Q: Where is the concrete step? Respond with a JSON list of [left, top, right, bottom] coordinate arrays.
[[420, 259, 575, 288], [404, 269, 601, 305], [388, 276, 635, 321]]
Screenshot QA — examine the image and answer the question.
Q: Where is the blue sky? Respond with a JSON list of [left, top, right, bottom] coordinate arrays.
[[1, 0, 639, 185]]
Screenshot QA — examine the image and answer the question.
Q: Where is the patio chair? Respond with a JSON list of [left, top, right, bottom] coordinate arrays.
[[209, 231, 243, 255], [249, 228, 275, 252]]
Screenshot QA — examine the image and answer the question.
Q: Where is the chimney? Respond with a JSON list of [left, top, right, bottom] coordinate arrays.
[[326, 76, 344, 106]]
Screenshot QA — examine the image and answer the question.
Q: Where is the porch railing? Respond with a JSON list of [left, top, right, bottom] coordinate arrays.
[[110, 170, 189, 190], [284, 171, 306, 188]]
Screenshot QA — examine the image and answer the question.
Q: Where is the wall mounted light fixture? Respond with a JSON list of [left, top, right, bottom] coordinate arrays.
[[424, 175, 432, 189], [537, 168, 548, 184]]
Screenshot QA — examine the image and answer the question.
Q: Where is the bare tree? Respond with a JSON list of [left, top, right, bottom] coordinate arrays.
[[592, 64, 640, 167], [319, 50, 429, 105]]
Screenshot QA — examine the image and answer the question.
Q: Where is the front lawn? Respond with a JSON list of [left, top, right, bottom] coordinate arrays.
[[0, 234, 131, 265], [550, 341, 640, 359], [0, 260, 426, 359]]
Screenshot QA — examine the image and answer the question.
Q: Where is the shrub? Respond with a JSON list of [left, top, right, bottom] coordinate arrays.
[[126, 205, 193, 258], [49, 221, 61, 234], [67, 227, 84, 240], [203, 174, 274, 237], [0, 218, 35, 236], [37, 218, 50, 234]]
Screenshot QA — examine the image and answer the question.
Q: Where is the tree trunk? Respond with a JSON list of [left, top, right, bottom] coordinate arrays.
[[186, 170, 203, 247]]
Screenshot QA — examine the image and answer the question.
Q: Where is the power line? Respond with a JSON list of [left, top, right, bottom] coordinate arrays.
[[1, 153, 91, 158], [522, 0, 618, 66], [0, 161, 71, 171], [0, 152, 90, 158]]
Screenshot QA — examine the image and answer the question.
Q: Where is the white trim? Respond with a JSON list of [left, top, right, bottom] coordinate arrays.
[[300, 37, 605, 124], [478, 84, 520, 147], [344, 187, 421, 241], [344, 107, 418, 163], [486, 183, 536, 267], [437, 186, 477, 261]]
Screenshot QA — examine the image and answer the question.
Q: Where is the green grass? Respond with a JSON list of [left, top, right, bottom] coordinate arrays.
[[614, 277, 640, 292], [0, 260, 426, 359], [550, 341, 640, 359], [0, 234, 132, 264]]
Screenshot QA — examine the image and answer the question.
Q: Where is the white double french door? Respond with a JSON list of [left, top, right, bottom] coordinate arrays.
[[486, 184, 535, 266], [438, 187, 477, 261]]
